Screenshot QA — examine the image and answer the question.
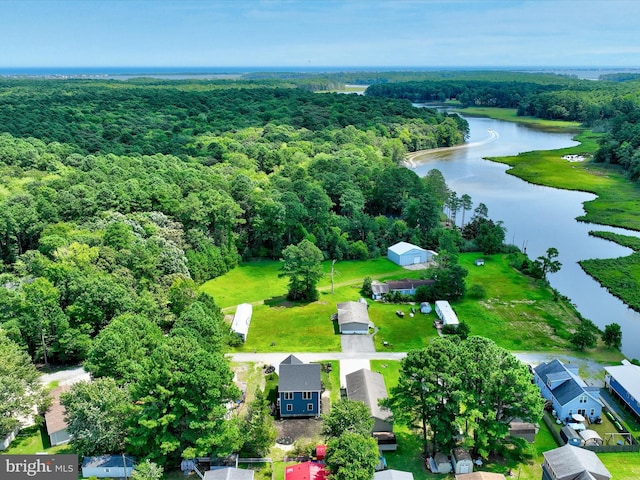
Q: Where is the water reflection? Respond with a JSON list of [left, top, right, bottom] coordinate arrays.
[[410, 114, 640, 359]]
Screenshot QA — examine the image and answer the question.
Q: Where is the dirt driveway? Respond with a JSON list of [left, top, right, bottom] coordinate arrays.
[[274, 417, 323, 444]]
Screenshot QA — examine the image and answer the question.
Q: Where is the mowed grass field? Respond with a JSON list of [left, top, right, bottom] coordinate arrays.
[[202, 253, 624, 356]]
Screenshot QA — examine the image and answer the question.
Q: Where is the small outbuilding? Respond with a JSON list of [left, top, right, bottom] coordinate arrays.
[[429, 452, 452, 474], [336, 301, 370, 334], [285, 462, 328, 480], [435, 300, 459, 326], [508, 421, 537, 443], [580, 429, 604, 446], [474, 258, 485, 266], [451, 448, 473, 475], [560, 426, 583, 447], [45, 385, 71, 447], [420, 302, 432, 314], [82, 455, 135, 479], [231, 303, 252, 342], [387, 242, 429, 266]]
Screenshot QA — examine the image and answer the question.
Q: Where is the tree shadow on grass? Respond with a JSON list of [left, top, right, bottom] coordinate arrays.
[[264, 295, 315, 308]]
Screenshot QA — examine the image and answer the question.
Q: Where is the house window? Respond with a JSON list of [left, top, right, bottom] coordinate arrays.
[[303, 391, 312, 400], [286, 404, 293, 412], [105, 469, 110, 473], [307, 403, 314, 411], [284, 392, 293, 400], [579, 395, 587, 403], [568, 409, 573, 416], [590, 408, 595, 416]]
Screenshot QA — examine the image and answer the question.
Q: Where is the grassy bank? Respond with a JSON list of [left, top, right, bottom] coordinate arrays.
[[462, 107, 640, 316], [207, 255, 623, 360], [459, 107, 583, 131]]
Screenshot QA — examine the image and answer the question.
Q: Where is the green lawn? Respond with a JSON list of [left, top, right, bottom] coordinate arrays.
[[3, 425, 70, 455]]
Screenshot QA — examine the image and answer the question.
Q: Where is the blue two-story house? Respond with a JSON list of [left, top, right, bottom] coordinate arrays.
[[534, 359, 603, 423], [278, 355, 321, 418]]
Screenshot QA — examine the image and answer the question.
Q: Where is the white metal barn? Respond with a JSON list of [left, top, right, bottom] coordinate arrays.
[[231, 303, 252, 341], [387, 242, 428, 266], [435, 300, 459, 326]]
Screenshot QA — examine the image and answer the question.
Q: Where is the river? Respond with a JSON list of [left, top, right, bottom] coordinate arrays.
[[409, 113, 640, 360]]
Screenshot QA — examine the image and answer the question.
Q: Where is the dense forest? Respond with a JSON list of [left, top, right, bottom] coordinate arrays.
[[0, 79, 472, 367]]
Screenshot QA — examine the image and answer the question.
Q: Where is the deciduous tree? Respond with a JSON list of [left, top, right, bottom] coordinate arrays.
[[279, 239, 324, 302], [321, 398, 373, 439], [602, 322, 622, 349], [325, 433, 378, 480]]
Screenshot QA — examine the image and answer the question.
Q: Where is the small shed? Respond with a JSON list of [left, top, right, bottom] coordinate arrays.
[[420, 302, 431, 314], [451, 448, 473, 475], [560, 426, 582, 446], [82, 455, 135, 479], [474, 258, 485, 266], [231, 303, 252, 342], [435, 300, 459, 326], [508, 421, 537, 443], [387, 242, 428, 266], [429, 452, 452, 474], [580, 429, 603, 446]]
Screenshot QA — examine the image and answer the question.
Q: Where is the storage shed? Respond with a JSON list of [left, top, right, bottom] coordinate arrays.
[[560, 426, 582, 446], [82, 455, 135, 479], [420, 302, 431, 314], [387, 242, 429, 266], [231, 303, 252, 342], [429, 452, 452, 474], [374, 469, 414, 480], [579, 429, 603, 446], [435, 300, 459, 326], [451, 448, 473, 475]]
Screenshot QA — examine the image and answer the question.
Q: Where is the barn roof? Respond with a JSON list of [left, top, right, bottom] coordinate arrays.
[[388, 242, 426, 255], [345, 368, 392, 423]]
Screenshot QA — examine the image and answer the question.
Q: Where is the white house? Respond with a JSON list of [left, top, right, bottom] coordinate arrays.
[[435, 300, 459, 325], [387, 242, 431, 266], [231, 303, 252, 341]]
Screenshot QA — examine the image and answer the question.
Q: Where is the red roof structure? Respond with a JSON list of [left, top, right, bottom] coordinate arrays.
[[285, 462, 328, 480]]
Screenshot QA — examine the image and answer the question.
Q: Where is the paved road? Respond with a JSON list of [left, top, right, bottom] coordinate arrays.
[[40, 366, 90, 386], [228, 351, 608, 385]]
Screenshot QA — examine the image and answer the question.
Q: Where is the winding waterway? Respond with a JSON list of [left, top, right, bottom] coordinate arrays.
[[409, 113, 640, 360]]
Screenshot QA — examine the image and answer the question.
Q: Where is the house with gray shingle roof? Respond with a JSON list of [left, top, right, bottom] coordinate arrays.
[[336, 301, 370, 334], [542, 444, 611, 480], [204, 467, 255, 480], [533, 359, 602, 423], [278, 355, 321, 417]]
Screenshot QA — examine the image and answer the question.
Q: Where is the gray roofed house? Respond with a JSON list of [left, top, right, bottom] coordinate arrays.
[[371, 281, 390, 300], [45, 385, 71, 447], [336, 301, 370, 334], [533, 359, 602, 423], [278, 355, 322, 417], [204, 468, 255, 480], [345, 368, 393, 433], [542, 444, 611, 480]]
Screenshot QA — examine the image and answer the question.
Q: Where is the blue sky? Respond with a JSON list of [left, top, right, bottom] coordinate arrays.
[[1, 0, 639, 68]]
